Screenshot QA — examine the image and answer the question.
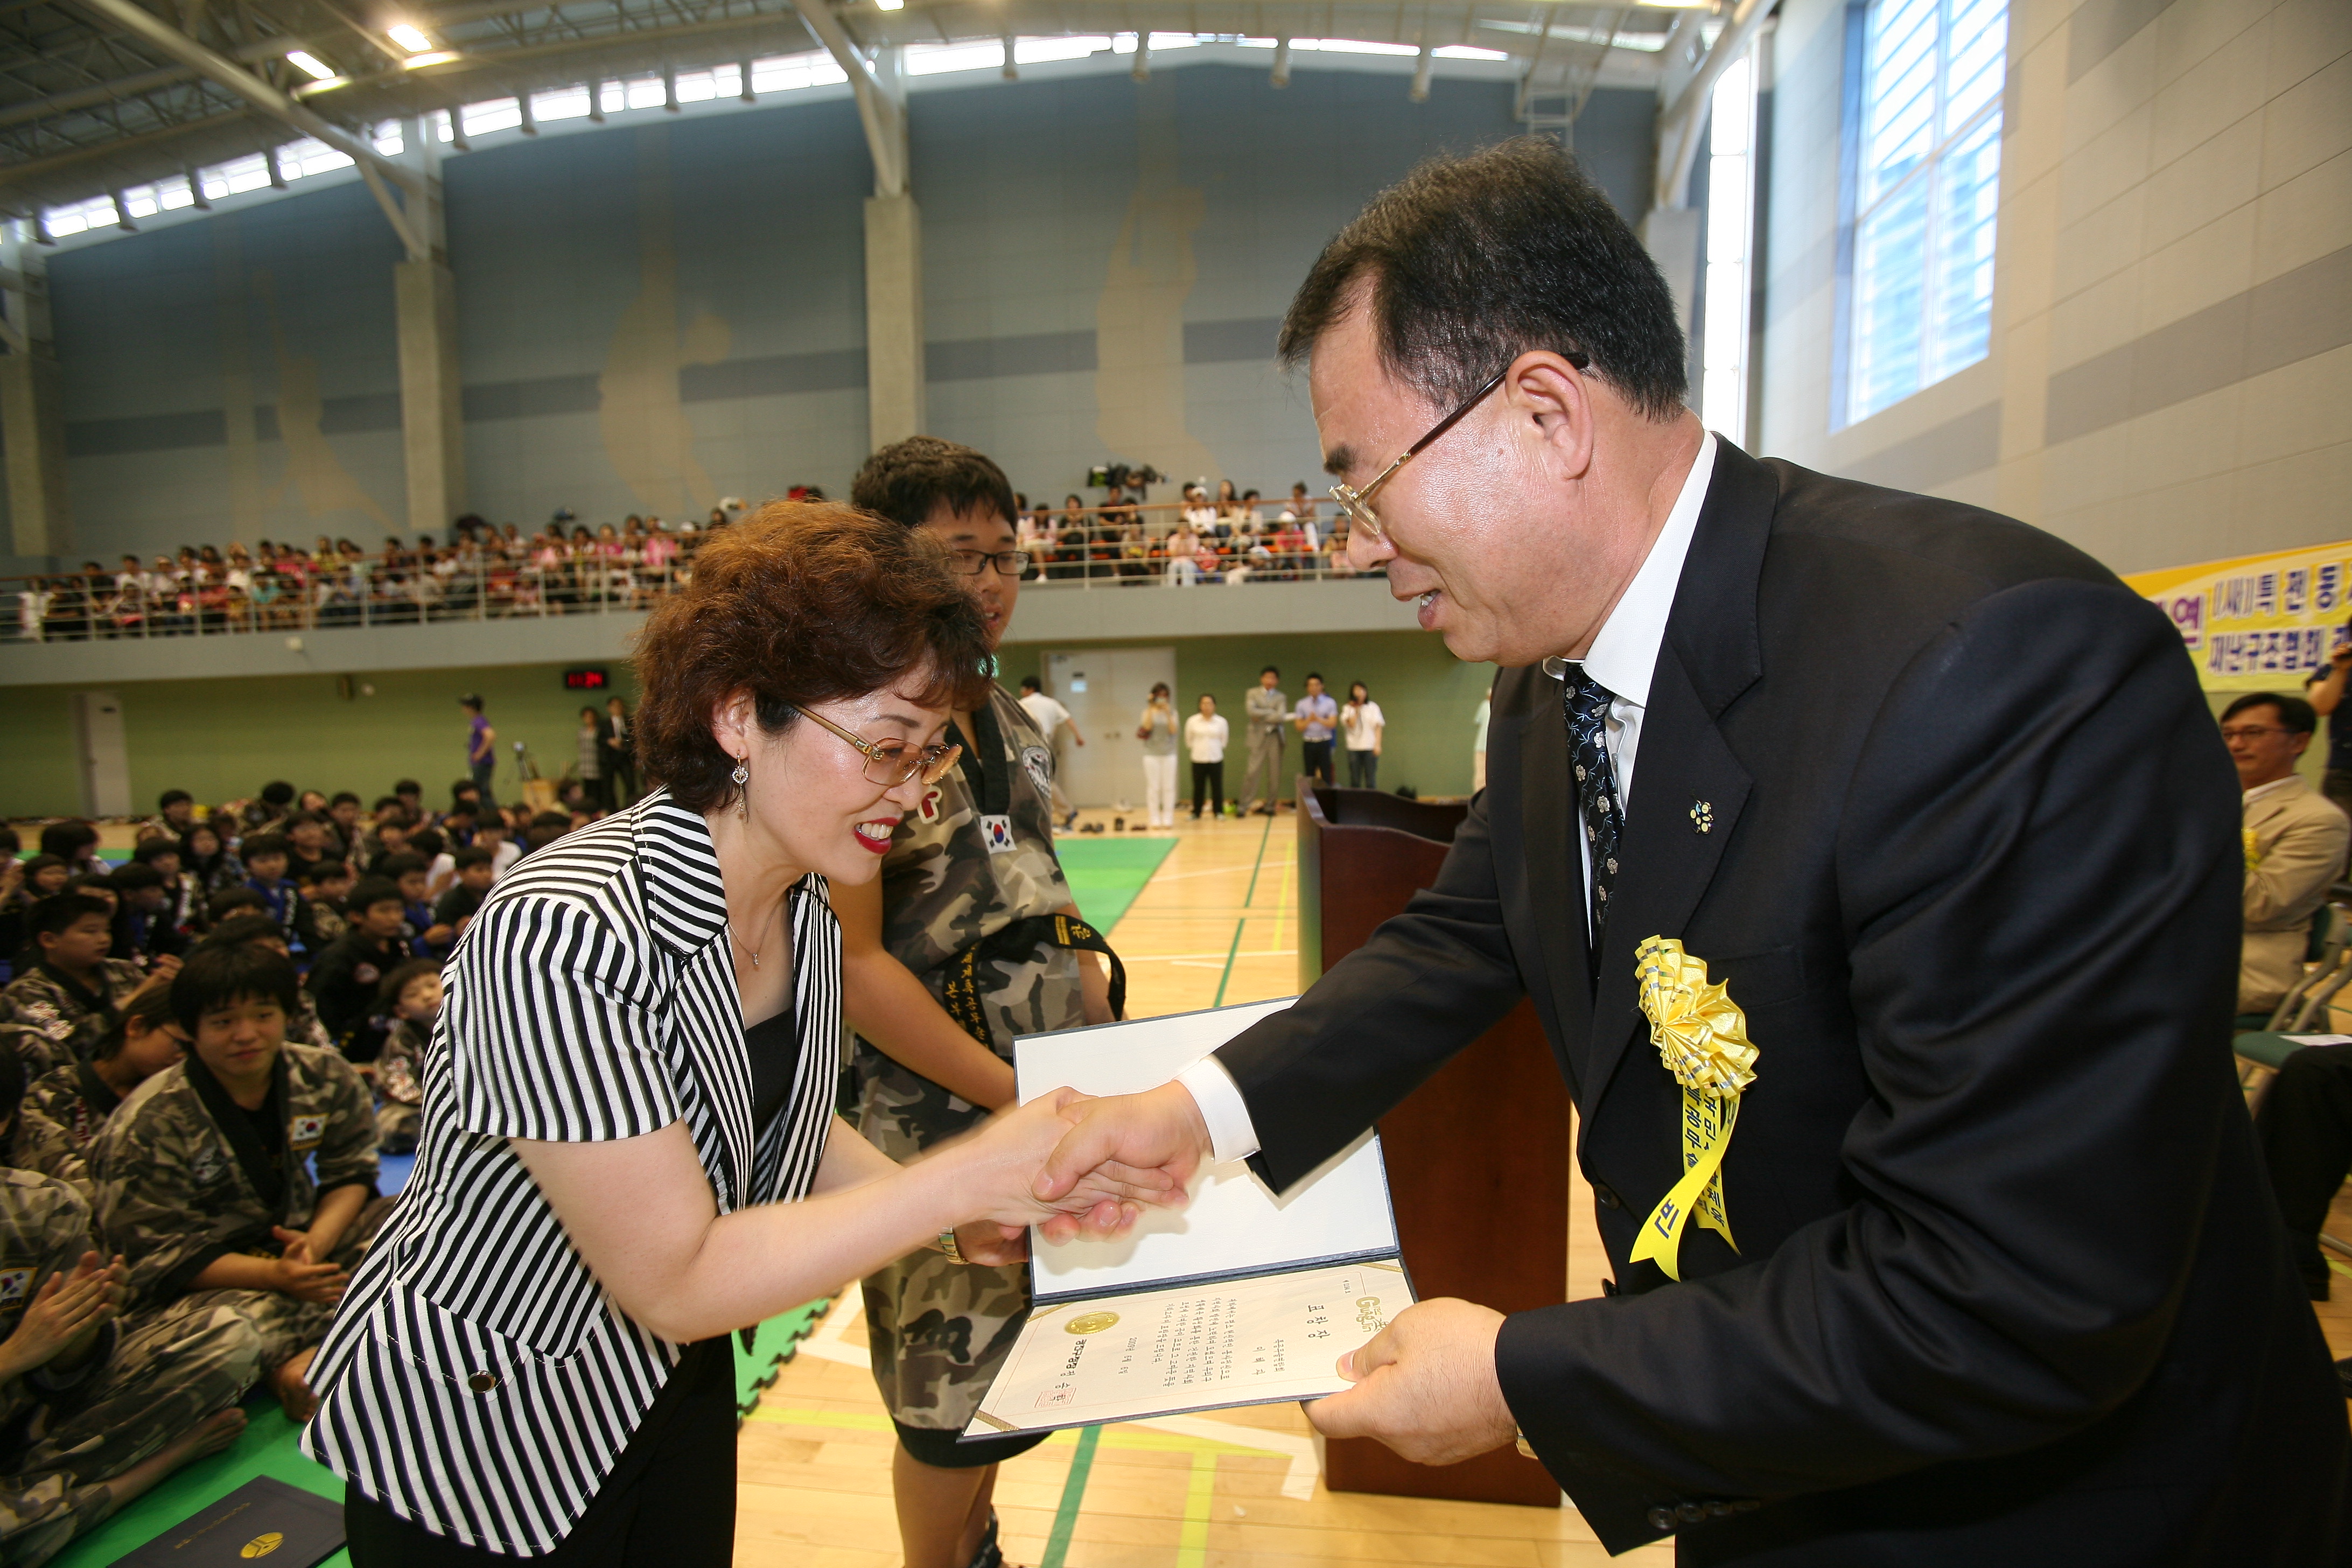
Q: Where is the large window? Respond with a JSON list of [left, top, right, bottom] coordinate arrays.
[[1701, 48, 1759, 449], [1843, 0, 2006, 426]]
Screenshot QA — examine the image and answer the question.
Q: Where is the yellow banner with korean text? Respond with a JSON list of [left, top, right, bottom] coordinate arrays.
[[2125, 541, 2352, 692]]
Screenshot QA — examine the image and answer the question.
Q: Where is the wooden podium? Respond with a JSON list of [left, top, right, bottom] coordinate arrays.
[[1297, 782, 1569, 1508]]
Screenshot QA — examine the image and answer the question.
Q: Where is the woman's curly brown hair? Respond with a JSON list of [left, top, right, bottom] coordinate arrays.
[[633, 503, 993, 813]]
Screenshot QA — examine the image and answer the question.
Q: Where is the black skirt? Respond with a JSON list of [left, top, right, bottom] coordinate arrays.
[[345, 1335, 737, 1566]]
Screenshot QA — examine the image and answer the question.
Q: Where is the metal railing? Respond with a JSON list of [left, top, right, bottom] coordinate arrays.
[[2, 503, 1380, 643]]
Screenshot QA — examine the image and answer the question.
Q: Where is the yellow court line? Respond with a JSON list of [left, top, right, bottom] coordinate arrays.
[[1175, 1452, 1219, 1568], [749, 1407, 1286, 1458]]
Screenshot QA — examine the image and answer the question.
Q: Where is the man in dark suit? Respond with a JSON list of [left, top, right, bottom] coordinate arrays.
[[1037, 139, 2344, 1562]]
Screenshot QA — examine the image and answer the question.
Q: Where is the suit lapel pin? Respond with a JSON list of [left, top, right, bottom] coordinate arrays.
[[1690, 800, 1713, 834]]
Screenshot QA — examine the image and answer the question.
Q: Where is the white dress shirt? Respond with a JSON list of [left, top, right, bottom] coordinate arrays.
[[1177, 434, 1722, 1166]]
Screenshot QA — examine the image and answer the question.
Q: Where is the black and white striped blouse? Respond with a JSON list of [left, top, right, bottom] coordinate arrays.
[[301, 790, 839, 1555]]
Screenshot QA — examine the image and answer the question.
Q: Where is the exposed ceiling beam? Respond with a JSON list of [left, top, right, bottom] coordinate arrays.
[[69, 0, 419, 191], [786, 0, 902, 195], [1653, 0, 1766, 211]]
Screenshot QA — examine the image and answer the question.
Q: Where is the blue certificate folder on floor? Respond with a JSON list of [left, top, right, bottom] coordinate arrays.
[[110, 1475, 344, 1567]]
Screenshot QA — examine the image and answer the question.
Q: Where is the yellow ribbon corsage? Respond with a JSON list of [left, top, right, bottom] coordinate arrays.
[[1626, 936, 1758, 1282]]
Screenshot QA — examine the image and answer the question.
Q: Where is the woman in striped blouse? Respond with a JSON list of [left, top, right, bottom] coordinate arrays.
[[303, 508, 1160, 1566]]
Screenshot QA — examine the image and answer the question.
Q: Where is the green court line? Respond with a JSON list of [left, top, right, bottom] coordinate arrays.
[[1213, 811, 1278, 1006], [1039, 1424, 1102, 1568], [1210, 918, 1249, 1008], [1238, 810, 1276, 909]]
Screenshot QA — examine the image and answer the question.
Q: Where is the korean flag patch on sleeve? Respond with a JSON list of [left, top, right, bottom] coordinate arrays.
[[289, 1114, 327, 1152], [0, 1268, 32, 1314]]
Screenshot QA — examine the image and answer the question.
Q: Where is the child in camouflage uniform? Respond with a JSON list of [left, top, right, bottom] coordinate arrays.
[[0, 1153, 258, 1567], [92, 944, 390, 1420], [369, 958, 439, 1153], [15, 986, 189, 1195], [842, 437, 1122, 1568], [2, 895, 166, 1076], [192, 915, 337, 1051]]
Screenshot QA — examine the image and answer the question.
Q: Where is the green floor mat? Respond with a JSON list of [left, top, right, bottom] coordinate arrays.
[[1054, 837, 1178, 933], [50, 1299, 839, 1568]]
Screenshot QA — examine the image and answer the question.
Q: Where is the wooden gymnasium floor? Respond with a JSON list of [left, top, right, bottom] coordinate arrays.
[[740, 806, 1666, 1568], [741, 806, 2352, 1568]]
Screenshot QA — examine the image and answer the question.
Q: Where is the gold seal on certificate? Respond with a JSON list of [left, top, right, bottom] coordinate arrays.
[[1627, 936, 1759, 1283], [1063, 1312, 1120, 1335]]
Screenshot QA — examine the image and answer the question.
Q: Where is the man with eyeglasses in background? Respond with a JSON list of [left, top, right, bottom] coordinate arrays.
[[837, 436, 1123, 1568], [2224, 691, 2349, 1021], [1031, 138, 2347, 1563]]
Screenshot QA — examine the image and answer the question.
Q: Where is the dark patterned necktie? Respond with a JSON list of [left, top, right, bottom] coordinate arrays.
[[1561, 664, 1623, 978]]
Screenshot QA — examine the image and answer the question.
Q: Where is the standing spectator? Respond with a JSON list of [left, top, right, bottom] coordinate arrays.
[[1017, 675, 1084, 829], [1241, 666, 1289, 816], [2305, 638, 2352, 823], [459, 694, 496, 808], [1472, 692, 1491, 793], [1292, 673, 1338, 786], [1341, 682, 1385, 788], [603, 695, 639, 803], [1137, 683, 1179, 829], [2225, 693, 2350, 1018], [575, 705, 609, 813], [1186, 695, 1229, 820]]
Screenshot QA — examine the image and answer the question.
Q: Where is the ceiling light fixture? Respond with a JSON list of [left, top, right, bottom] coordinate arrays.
[[286, 50, 338, 80], [402, 50, 460, 67], [388, 23, 435, 52], [874, 0, 904, 12]]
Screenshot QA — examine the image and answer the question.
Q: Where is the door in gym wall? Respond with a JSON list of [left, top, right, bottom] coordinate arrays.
[[1041, 647, 1177, 809]]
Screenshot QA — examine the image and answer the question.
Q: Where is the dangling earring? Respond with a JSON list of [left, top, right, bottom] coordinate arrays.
[[731, 755, 750, 820]]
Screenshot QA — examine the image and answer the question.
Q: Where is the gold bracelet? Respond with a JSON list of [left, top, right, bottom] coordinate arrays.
[[939, 1227, 965, 1264]]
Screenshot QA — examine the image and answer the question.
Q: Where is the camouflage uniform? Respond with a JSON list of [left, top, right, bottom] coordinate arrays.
[[373, 1017, 426, 1152], [855, 685, 1086, 1434], [0, 1168, 262, 1568], [91, 1044, 390, 1373], [0, 963, 147, 1077], [9, 1062, 124, 1195]]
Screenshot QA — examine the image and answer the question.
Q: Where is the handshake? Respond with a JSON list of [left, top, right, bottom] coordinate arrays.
[[928, 1080, 1217, 1265]]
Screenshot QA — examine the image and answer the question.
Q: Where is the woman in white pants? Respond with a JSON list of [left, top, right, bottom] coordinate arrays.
[[1137, 683, 1180, 827]]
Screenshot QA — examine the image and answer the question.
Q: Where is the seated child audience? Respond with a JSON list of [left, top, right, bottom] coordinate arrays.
[[432, 848, 496, 938], [15, 987, 187, 1193], [2, 898, 166, 1074], [129, 839, 202, 942], [92, 944, 388, 1419], [370, 960, 440, 1155], [303, 880, 408, 1061], [104, 864, 185, 970], [376, 853, 453, 960], [178, 827, 242, 895], [292, 860, 352, 955], [235, 835, 300, 956], [0, 1042, 258, 1566], [196, 918, 333, 1050]]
